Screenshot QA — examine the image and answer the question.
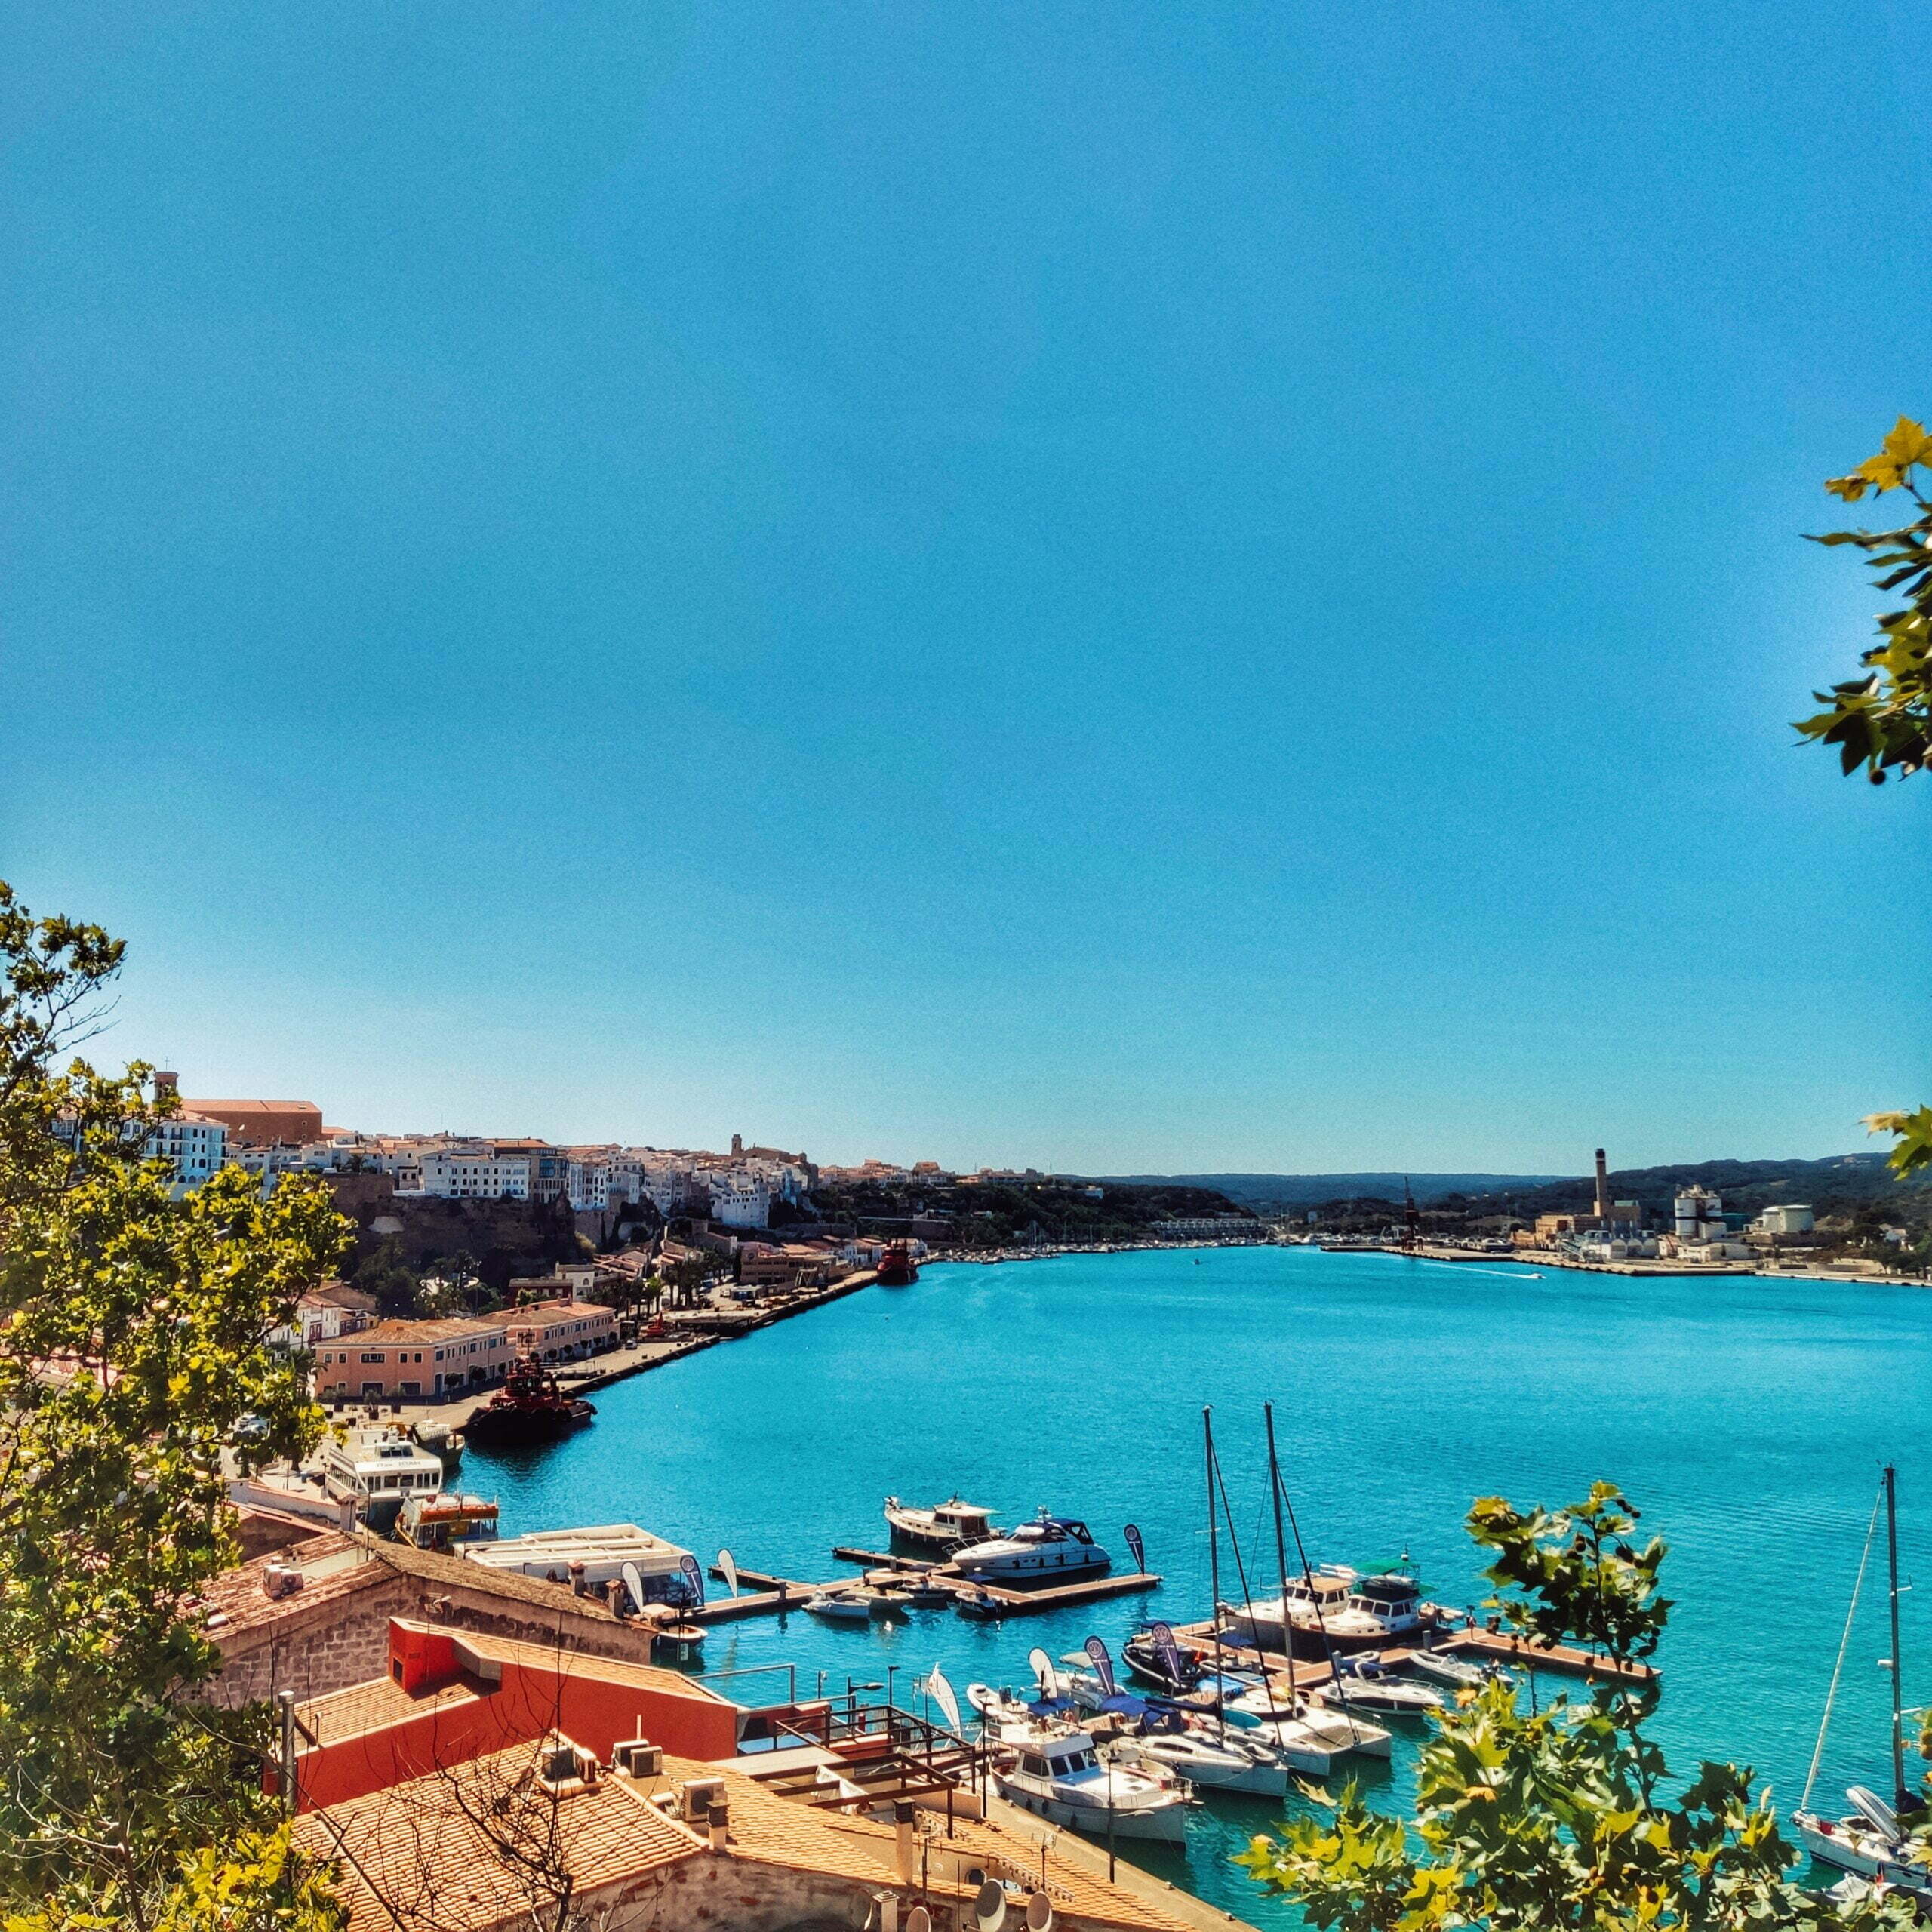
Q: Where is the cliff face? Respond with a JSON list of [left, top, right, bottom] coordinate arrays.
[[325, 1177, 583, 1288]]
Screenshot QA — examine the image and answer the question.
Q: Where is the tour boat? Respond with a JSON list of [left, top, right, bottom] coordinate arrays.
[[396, 1490, 499, 1552], [992, 1724, 1192, 1844], [883, 1494, 1001, 1552], [876, 1241, 919, 1287], [952, 1510, 1110, 1580], [321, 1428, 445, 1535], [463, 1346, 595, 1447]]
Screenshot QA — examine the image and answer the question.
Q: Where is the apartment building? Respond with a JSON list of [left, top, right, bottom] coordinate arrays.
[[315, 1318, 512, 1401], [416, 1146, 532, 1200], [144, 1112, 227, 1193]]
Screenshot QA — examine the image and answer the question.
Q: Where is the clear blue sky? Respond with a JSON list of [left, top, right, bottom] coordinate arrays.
[[4, 2, 1926, 1174]]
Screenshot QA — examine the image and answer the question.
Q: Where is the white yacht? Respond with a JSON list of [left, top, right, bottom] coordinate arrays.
[[883, 1494, 1000, 1551], [993, 1724, 1192, 1844], [952, 1510, 1110, 1580], [1796, 1789, 1932, 1898], [321, 1429, 445, 1534]]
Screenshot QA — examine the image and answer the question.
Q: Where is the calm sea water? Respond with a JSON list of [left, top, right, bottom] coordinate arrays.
[[465, 1246, 1930, 1926]]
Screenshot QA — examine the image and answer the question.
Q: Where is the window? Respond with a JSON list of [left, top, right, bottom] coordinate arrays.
[[361, 1352, 383, 1364]]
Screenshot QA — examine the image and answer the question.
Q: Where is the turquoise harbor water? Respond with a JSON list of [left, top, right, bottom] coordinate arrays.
[[466, 1246, 1932, 1926]]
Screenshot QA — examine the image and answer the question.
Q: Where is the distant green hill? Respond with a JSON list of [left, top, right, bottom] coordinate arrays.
[[1099, 1171, 1569, 1209]]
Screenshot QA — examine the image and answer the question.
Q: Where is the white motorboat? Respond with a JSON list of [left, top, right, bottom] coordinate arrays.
[[994, 1725, 1192, 1844], [396, 1491, 498, 1552], [884, 1494, 1000, 1551], [321, 1428, 445, 1534], [953, 1509, 1110, 1581], [1405, 1647, 1509, 1691], [1317, 1655, 1444, 1717], [806, 1589, 878, 1623]]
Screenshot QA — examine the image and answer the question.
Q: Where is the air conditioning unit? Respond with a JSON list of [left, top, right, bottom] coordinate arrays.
[[679, 1775, 725, 1822], [260, 1564, 304, 1601], [613, 1740, 663, 1778]]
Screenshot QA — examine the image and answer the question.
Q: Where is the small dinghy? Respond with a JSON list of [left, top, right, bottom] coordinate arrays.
[[1319, 1654, 1444, 1716], [1406, 1647, 1510, 1691]]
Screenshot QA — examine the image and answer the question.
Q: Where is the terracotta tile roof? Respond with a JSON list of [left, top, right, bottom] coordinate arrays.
[[297, 1670, 487, 1748], [348, 1317, 503, 1345], [198, 1534, 386, 1638], [294, 1741, 704, 1932]]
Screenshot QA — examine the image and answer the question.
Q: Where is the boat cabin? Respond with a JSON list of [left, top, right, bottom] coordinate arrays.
[[931, 1500, 995, 1540], [1014, 1516, 1096, 1546], [1020, 1736, 1102, 1780], [396, 1491, 500, 1552], [1346, 1574, 1423, 1620]]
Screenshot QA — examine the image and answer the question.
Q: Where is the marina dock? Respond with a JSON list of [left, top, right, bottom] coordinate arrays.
[[700, 1552, 1162, 1622], [1169, 1619, 1657, 1687]]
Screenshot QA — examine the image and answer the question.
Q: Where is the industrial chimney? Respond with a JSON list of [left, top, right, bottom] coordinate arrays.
[[1594, 1148, 1610, 1220]]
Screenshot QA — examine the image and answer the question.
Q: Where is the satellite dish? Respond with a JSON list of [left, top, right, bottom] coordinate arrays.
[[1026, 1892, 1054, 1930], [848, 1892, 877, 1930], [718, 1548, 740, 1600], [929, 1666, 963, 1737], [974, 1879, 1008, 1931], [906, 1909, 932, 1932], [620, 1561, 645, 1614]]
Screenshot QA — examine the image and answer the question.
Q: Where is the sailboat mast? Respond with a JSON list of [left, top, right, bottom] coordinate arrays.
[[1205, 1407, 1224, 1732], [1263, 1402, 1300, 1701], [1887, 1462, 1908, 1812]]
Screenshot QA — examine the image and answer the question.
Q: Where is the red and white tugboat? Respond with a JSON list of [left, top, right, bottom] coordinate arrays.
[[877, 1240, 919, 1286], [463, 1332, 596, 1448]]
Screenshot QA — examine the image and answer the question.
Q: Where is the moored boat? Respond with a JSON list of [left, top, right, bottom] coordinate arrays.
[[463, 1344, 595, 1447], [992, 1723, 1192, 1844], [805, 1589, 878, 1623], [953, 1509, 1110, 1581], [877, 1241, 919, 1286], [884, 1494, 1000, 1552], [321, 1427, 445, 1535], [396, 1490, 499, 1552]]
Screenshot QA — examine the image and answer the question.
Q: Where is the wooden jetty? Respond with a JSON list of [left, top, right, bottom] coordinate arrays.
[[695, 1553, 1161, 1623], [1169, 1618, 1656, 1688]]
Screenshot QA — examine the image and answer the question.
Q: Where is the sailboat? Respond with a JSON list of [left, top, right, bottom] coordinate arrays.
[[1793, 1466, 1932, 1898]]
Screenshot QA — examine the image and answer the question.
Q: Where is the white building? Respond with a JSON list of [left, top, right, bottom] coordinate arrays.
[[703, 1168, 771, 1229], [417, 1146, 531, 1200], [568, 1157, 611, 1211], [145, 1113, 226, 1193]]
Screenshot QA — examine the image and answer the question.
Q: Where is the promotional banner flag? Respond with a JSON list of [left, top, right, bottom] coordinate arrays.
[[1084, 1635, 1118, 1697], [718, 1549, 739, 1600], [679, 1552, 705, 1607], [928, 1666, 963, 1737], [1124, 1524, 1146, 1573]]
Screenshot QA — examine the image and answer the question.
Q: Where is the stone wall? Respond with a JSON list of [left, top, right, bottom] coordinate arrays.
[[206, 1546, 666, 1711]]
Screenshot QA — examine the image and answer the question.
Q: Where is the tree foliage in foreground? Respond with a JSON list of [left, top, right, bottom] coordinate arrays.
[[1796, 417, 1932, 1179], [0, 883, 349, 1928], [1239, 1481, 1909, 1932]]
